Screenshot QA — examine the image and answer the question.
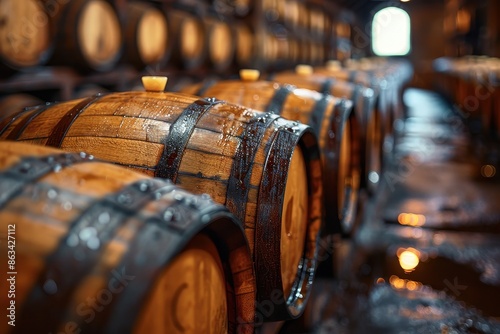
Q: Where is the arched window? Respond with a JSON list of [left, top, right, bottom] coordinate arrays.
[[372, 7, 411, 56]]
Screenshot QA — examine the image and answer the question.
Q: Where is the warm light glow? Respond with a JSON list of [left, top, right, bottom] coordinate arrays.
[[389, 275, 423, 291], [481, 165, 496, 178], [372, 7, 411, 56], [398, 249, 420, 272], [398, 213, 426, 226]]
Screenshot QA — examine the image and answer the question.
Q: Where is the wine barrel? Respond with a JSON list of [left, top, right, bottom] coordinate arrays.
[[182, 71, 357, 235], [122, 2, 170, 70], [0, 87, 323, 321], [0, 141, 255, 334], [0, 0, 52, 74], [168, 10, 206, 70], [203, 17, 235, 71], [46, 0, 123, 72], [284, 0, 300, 31], [234, 23, 254, 68], [271, 68, 379, 205]]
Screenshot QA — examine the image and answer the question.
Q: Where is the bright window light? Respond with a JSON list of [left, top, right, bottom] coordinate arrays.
[[372, 7, 411, 56]]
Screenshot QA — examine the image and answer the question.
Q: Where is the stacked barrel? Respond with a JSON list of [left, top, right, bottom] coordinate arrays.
[[434, 56, 500, 169]]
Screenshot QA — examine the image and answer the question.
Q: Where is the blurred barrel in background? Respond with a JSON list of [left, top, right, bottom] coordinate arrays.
[[0, 0, 52, 74], [122, 1, 170, 70], [234, 23, 255, 68], [168, 10, 206, 70], [45, 0, 123, 72], [202, 16, 235, 72]]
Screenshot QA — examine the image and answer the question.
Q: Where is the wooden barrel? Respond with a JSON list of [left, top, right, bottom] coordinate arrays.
[[0, 89, 323, 321], [45, 0, 122, 72], [203, 17, 235, 71], [167, 10, 206, 70], [0, 0, 52, 74], [72, 85, 110, 100], [122, 2, 170, 70], [182, 74, 356, 236], [0, 141, 255, 334], [234, 23, 254, 68], [271, 69, 378, 218]]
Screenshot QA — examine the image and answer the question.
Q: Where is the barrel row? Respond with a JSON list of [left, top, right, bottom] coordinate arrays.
[[262, 0, 350, 40], [0, 0, 255, 74], [179, 57, 413, 211], [434, 56, 500, 143]]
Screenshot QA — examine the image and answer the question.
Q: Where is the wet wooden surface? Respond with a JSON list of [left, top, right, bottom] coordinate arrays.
[[279, 88, 500, 333]]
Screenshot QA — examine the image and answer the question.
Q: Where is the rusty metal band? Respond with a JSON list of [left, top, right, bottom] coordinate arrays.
[[225, 113, 280, 225], [155, 98, 222, 182], [265, 85, 294, 114]]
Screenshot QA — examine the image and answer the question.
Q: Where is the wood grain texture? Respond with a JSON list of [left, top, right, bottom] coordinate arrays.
[[0, 142, 255, 334], [48, 0, 122, 72], [0, 91, 323, 321]]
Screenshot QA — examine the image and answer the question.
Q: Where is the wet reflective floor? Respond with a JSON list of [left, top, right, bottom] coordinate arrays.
[[280, 88, 500, 333]]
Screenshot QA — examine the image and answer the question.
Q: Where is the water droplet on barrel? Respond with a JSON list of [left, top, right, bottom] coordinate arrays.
[[43, 279, 58, 295], [98, 211, 110, 224]]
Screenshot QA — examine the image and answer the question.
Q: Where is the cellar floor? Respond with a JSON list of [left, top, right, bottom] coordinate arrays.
[[277, 88, 500, 334]]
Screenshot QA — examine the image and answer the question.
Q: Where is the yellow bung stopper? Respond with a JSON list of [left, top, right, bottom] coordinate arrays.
[[240, 69, 260, 81], [142, 76, 168, 92], [326, 60, 341, 71], [295, 64, 313, 76]]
